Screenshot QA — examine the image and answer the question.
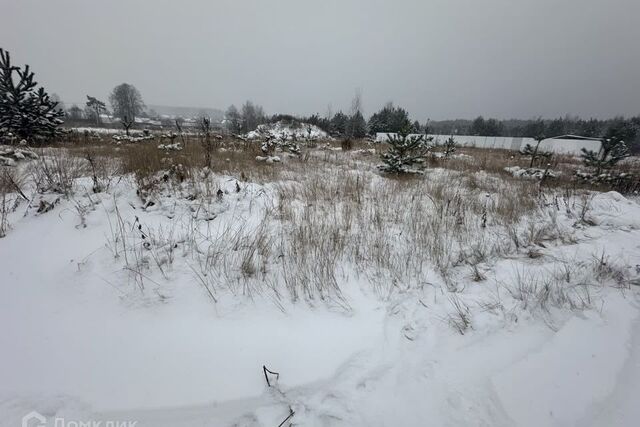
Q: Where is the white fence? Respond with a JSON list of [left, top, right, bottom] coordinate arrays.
[[375, 133, 601, 156]]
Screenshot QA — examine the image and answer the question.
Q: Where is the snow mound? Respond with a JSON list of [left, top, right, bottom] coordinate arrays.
[[246, 121, 329, 141], [112, 134, 154, 143], [586, 191, 640, 229], [505, 166, 559, 179], [256, 155, 281, 163], [157, 143, 182, 151], [0, 145, 38, 166], [70, 127, 123, 135]]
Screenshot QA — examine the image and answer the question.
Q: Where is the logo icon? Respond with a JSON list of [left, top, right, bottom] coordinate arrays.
[[22, 411, 46, 427]]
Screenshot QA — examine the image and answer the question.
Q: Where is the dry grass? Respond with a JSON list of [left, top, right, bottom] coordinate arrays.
[[100, 153, 585, 308], [9, 131, 636, 311]]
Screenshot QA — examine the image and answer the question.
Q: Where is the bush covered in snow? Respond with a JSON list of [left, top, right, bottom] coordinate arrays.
[[0, 145, 38, 166], [246, 121, 329, 141], [112, 134, 154, 143], [505, 166, 558, 180]]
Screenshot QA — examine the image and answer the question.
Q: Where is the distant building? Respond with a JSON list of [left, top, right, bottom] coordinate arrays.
[[376, 133, 601, 156], [548, 134, 602, 142]]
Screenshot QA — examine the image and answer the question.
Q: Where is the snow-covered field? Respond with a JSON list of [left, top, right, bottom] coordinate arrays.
[[1, 144, 639, 426]]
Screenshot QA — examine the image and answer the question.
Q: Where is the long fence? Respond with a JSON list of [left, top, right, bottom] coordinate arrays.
[[375, 133, 601, 156]]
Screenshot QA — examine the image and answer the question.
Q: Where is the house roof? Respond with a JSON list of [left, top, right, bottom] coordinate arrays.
[[549, 134, 602, 141]]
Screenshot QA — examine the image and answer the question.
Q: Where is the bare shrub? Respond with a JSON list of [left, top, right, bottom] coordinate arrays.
[[83, 148, 120, 193], [507, 269, 591, 315], [29, 148, 85, 195], [447, 294, 472, 334], [591, 252, 629, 288], [92, 137, 624, 310], [0, 169, 25, 237]]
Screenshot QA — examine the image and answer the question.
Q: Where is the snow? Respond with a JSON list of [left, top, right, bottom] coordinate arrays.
[[493, 298, 637, 427], [505, 166, 559, 179], [71, 127, 123, 135], [246, 121, 329, 140], [1, 158, 640, 426], [256, 155, 281, 163], [157, 142, 182, 151]]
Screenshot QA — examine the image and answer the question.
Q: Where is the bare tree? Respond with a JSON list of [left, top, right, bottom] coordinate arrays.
[[109, 83, 145, 121], [325, 103, 333, 121], [199, 116, 214, 167], [350, 88, 363, 117], [240, 101, 265, 133], [225, 104, 242, 134], [121, 115, 134, 136], [67, 105, 83, 121], [175, 118, 186, 146], [347, 88, 366, 138]]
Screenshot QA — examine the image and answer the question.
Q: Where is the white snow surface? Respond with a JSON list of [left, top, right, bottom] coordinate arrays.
[[1, 170, 640, 426]]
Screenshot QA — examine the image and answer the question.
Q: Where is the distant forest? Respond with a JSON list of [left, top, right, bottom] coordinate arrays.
[[424, 116, 640, 139]]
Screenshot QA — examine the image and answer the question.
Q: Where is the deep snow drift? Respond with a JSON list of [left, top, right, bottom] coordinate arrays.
[[1, 154, 640, 427]]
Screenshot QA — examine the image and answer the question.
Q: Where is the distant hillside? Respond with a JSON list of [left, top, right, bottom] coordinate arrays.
[[147, 104, 224, 120]]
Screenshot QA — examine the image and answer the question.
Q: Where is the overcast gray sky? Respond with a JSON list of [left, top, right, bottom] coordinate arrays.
[[2, 0, 639, 120]]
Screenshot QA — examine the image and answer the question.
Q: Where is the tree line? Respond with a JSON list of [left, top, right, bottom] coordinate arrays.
[[427, 115, 640, 140], [1, 46, 638, 153]]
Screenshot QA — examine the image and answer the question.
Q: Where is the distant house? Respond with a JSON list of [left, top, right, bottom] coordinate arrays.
[[540, 135, 602, 155], [548, 134, 602, 141]]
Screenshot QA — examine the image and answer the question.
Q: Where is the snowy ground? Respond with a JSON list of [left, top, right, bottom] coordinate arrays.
[[1, 148, 639, 427]]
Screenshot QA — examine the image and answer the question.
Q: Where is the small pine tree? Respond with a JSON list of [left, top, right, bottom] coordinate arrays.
[[581, 126, 629, 175], [520, 134, 550, 168], [0, 48, 63, 142], [379, 126, 433, 173], [443, 136, 457, 158]]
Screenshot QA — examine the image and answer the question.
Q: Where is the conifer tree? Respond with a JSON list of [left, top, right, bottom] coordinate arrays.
[[348, 111, 367, 138], [442, 136, 457, 158], [86, 96, 106, 125], [379, 126, 433, 173], [520, 134, 551, 168], [581, 125, 629, 174], [0, 48, 63, 142]]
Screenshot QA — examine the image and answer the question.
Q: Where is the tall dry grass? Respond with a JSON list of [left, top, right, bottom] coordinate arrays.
[[16, 133, 634, 318]]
